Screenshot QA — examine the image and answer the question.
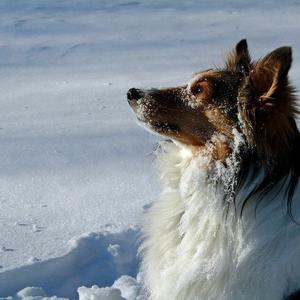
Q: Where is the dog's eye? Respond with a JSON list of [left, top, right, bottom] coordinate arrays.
[[192, 85, 202, 95], [195, 87, 202, 94]]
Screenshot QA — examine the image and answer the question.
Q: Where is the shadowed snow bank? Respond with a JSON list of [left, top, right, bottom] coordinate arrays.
[[0, 228, 144, 299]]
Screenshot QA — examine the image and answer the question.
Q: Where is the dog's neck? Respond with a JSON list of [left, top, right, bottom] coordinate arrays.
[[143, 140, 241, 299], [164, 130, 244, 203], [142, 139, 300, 300]]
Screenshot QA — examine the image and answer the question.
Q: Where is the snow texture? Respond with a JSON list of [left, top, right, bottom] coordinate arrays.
[[0, 0, 299, 299], [0, 228, 141, 299]]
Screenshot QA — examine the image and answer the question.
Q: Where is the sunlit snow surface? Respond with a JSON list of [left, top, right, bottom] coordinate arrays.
[[0, 0, 299, 299]]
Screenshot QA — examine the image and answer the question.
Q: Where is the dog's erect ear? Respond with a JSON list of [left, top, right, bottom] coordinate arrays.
[[235, 39, 251, 73], [249, 47, 292, 109], [238, 47, 299, 215], [239, 46, 297, 163], [225, 39, 251, 73]]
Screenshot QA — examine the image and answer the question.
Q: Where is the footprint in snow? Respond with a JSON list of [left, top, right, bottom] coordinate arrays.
[[32, 224, 44, 233], [28, 257, 41, 263], [14, 222, 30, 226], [103, 223, 118, 231], [118, 1, 140, 7], [14, 19, 27, 28], [142, 203, 153, 213], [98, 105, 106, 111], [0, 246, 14, 252]]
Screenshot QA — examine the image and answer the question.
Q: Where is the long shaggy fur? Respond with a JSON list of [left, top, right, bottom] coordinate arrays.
[[127, 39, 300, 300], [140, 139, 300, 300]]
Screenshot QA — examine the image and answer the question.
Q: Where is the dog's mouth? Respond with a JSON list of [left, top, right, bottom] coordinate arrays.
[[135, 114, 180, 135], [127, 88, 179, 134], [152, 122, 180, 133], [128, 103, 180, 140]]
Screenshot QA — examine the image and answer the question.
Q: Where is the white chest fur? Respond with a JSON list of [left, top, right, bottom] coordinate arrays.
[[141, 142, 300, 300]]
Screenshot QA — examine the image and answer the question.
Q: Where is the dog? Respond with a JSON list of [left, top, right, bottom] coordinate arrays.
[[127, 39, 300, 300]]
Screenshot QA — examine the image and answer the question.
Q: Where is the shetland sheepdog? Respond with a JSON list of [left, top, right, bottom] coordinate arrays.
[[127, 39, 300, 300]]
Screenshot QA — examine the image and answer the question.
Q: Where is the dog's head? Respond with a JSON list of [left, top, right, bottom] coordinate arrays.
[[128, 39, 298, 163]]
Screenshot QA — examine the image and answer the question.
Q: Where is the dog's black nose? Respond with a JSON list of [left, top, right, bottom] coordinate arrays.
[[127, 88, 142, 101]]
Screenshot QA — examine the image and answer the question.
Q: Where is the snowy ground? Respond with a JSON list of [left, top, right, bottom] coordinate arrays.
[[0, 0, 299, 299]]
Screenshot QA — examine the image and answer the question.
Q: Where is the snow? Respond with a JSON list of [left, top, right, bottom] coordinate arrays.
[[0, 0, 299, 299], [0, 228, 141, 298], [112, 275, 146, 300], [78, 286, 125, 300]]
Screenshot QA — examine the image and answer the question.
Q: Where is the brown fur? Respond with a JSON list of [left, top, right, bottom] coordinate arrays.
[[127, 39, 300, 215], [238, 46, 299, 181]]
